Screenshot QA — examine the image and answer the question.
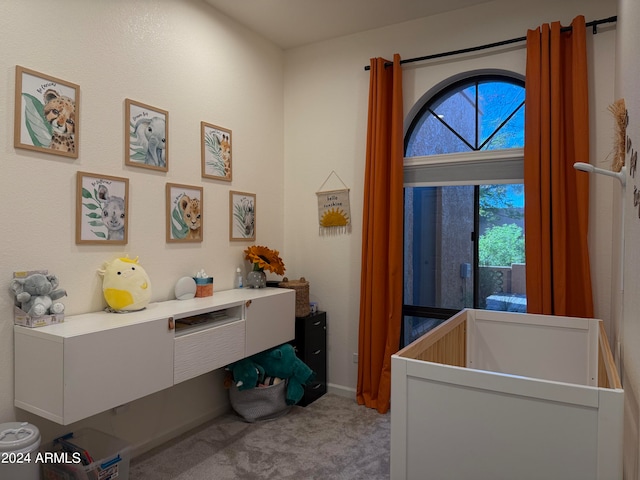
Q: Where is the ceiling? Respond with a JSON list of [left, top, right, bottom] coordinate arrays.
[[203, 0, 493, 49]]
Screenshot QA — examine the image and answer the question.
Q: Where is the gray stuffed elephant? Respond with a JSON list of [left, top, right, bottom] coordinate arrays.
[[10, 273, 67, 317]]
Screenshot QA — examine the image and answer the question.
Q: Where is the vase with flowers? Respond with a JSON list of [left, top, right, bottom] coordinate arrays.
[[244, 245, 286, 288]]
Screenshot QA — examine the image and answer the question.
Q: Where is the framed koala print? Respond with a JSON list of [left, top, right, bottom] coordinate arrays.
[[76, 172, 129, 245], [14, 66, 80, 159]]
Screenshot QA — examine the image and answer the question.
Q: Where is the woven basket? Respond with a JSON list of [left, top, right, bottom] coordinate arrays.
[[229, 380, 289, 422], [278, 277, 310, 317]]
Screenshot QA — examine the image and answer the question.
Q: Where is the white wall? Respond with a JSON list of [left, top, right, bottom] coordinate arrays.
[[284, 0, 617, 395], [0, 0, 284, 453], [616, 1, 640, 477]]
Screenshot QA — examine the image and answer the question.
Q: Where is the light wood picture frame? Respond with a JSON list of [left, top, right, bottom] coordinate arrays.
[[125, 98, 168, 172], [166, 183, 203, 243], [76, 172, 129, 245], [14, 65, 80, 158], [201, 121, 232, 181], [230, 190, 256, 241]]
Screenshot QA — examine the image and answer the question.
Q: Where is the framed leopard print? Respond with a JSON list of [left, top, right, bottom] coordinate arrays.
[[166, 183, 204, 243], [14, 66, 80, 159]]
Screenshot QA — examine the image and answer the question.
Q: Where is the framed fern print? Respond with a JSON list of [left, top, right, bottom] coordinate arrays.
[[166, 183, 203, 243], [201, 122, 232, 181], [14, 66, 80, 159], [230, 191, 256, 241], [125, 99, 169, 172], [76, 172, 129, 245]]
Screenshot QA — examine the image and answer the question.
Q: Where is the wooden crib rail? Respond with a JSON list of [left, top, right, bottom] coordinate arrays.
[[598, 321, 622, 389], [396, 309, 467, 367]]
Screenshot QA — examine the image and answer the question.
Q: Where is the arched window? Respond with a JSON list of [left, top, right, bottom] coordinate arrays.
[[405, 74, 525, 156], [402, 74, 526, 347]]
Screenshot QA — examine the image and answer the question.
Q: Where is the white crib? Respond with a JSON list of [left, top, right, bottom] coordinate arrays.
[[391, 308, 623, 480]]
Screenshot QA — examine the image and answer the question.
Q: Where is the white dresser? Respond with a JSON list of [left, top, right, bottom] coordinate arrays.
[[14, 288, 295, 425]]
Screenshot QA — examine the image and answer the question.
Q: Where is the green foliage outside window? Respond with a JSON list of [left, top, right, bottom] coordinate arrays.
[[479, 224, 525, 267]]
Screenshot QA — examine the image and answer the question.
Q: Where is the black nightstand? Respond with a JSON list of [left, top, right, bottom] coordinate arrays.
[[292, 311, 327, 406]]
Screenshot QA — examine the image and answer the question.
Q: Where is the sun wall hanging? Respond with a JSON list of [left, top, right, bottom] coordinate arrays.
[[316, 170, 351, 235]]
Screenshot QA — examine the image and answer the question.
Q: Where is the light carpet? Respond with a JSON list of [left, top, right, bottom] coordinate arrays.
[[130, 393, 390, 480]]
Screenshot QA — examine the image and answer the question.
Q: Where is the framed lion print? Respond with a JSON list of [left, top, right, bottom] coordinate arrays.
[[166, 183, 203, 243], [14, 66, 80, 158], [76, 171, 129, 245]]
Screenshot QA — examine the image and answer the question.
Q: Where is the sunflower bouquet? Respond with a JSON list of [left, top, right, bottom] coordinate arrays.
[[244, 245, 286, 276]]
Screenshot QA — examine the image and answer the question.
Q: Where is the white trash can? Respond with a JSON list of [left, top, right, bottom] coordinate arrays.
[[0, 422, 41, 480]]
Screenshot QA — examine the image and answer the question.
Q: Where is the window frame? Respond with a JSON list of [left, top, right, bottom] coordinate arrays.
[[401, 71, 526, 348]]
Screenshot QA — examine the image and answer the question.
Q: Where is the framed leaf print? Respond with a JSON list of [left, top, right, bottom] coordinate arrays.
[[201, 122, 232, 181], [166, 183, 203, 243], [76, 172, 129, 245], [230, 191, 256, 241], [126, 99, 169, 172], [14, 66, 80, 158]]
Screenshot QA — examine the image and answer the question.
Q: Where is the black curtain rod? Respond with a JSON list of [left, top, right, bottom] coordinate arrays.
[[364, 15, 617, 71]]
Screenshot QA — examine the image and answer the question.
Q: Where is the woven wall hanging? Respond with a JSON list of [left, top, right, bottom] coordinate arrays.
[[608, 98, 627, 172], [316, 170, 351, 235]]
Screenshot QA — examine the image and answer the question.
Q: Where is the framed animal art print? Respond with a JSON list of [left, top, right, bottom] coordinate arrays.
[[201, 121, 232, 181], [76, 172, 129, 245], [125, 98, 169, 172], [14, 66, 80, 159], [230, 190, 256, 241], [166, 183, 203, 243]]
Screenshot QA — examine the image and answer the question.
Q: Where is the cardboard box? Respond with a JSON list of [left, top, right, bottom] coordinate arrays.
[[13, 305, 64, 328]]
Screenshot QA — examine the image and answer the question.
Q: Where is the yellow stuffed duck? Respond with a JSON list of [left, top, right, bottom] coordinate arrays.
[[98, 256, 151, 312]]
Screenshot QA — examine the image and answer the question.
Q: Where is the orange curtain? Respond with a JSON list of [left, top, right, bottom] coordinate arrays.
[[524, 15, 593, 317], [357, 54, 403, 414]]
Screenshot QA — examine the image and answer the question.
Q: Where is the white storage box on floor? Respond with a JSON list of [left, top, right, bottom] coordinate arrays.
[[0, 422, 41, 480], [41, 428, 131, 480], [391, 309, 624, 480]]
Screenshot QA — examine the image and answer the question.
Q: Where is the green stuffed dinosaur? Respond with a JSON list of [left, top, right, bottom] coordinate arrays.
[[227, 358, 265, 391], [252, 344, 315, 405]]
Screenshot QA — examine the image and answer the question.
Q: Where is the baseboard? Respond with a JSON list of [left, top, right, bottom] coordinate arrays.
[[131, 403, 231, 458], [327, 383, 356, 399]]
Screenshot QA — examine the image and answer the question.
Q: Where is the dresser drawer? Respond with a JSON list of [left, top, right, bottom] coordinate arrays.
[[295, 312, 326, 357], [297, 313, 326, 338], [174, 319, 245, 384], [300, 380, 327, 407], [304, 347, 326, 377]]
